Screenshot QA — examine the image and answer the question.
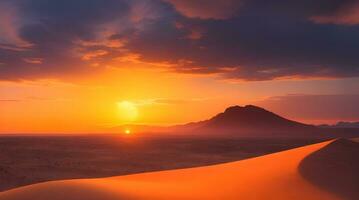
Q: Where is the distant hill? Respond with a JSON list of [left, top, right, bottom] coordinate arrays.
[[319, 121, 359, 129]]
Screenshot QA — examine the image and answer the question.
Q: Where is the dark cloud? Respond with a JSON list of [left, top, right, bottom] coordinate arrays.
[[128, 0, 359, 80], [1, 0, 359, 81], [0, 0, 133, 80]]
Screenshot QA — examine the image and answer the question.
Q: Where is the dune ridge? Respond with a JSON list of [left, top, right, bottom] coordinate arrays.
[[0, 139, 356, 200], [299, 138, 359, 200]]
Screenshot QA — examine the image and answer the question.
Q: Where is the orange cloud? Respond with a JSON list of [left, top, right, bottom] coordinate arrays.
[[76, 39, 126, 49], [114, 53, 174, 68], [23, 58, 44, 64], [187, 29, 203, 40], [115, 53, 142, 63], [164, 0, 242, 19], [0, 2, 32, 50], [81, 50, 109, 61], [310, 3, 359, 25]]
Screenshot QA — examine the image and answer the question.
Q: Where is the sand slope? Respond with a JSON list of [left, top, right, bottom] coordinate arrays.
[[0, 139, 357, 200], [299, 139, 359, 200]]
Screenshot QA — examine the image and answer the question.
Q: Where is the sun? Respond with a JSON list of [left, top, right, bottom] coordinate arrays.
[[124, 129, 131, 135], [117, 101, 139, 122]]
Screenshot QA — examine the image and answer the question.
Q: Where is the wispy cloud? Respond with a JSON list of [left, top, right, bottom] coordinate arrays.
[[119, 98, 210, 106], [163, 0, 242, 19], [0, 99, 21, 102], [310, 2, 359, 25], [23, 58, 43, 64], [0, 1, 32, 49]]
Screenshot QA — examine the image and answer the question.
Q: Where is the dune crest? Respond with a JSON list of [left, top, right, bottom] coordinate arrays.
[[0, 140, 352, 200], [299, 138, 359, 200]]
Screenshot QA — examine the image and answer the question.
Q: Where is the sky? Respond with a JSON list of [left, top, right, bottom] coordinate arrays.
[[1, 0, 359, 133]]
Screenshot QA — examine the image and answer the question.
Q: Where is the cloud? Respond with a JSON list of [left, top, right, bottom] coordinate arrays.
[[121, 98, 209, 106], [256, 94, 359, 121], [163, 0, 242, 19], [151, 97, 209, 105], [1, 0, 359, 81], [174, 22, 205, 40], [0, 0, 133, 80], [81, 50, 109, 61], [310, 1, 359, 25], [124, 0, 359, 81], [23, 57, 43, 64], [0, 1, 32, 50], [0, 99, 21, 102]]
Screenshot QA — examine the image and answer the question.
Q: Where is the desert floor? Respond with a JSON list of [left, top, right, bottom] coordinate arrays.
[[0, 135, 325, 191], [0, 138, 357, 200]]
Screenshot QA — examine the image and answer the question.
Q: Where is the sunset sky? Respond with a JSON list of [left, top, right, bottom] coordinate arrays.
[[1, 0, 359, 133]]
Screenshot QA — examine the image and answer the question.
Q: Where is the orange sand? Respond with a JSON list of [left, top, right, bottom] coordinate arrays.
[[0, 140, 341, 200]]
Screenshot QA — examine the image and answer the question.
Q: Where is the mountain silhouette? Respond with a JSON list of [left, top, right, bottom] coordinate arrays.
[[113, 105, 358, 137], [110, 105, 359, 139], [175, 105, 316, 136]]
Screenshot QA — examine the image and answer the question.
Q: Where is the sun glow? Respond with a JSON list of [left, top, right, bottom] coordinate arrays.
[[124, 129, 131, 134], [117, 101, 139, 122]]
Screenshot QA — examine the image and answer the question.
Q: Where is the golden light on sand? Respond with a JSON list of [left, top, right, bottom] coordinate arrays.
[[117, 101, 138, 122], [0, 140, 348, 200]]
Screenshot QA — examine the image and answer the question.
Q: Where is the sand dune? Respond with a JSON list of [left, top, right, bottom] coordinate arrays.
[[0, 139, 357, 200], [299, 138, 359, 200]]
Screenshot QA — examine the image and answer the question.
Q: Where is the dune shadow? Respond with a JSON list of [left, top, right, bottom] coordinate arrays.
[[298, 139, 359, 200]]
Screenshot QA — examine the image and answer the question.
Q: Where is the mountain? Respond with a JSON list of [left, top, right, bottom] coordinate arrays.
[[111, 105, 357, 137], [107, 105, 359, 138], [174, 105, 316, 136]]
